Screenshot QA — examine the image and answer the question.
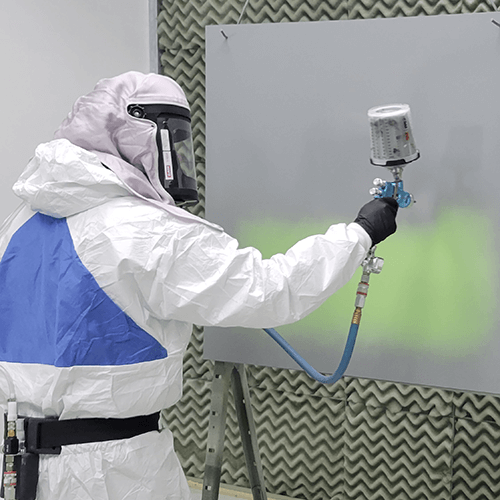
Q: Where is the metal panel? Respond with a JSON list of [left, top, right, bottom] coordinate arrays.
[[204, 12, 500, 394]]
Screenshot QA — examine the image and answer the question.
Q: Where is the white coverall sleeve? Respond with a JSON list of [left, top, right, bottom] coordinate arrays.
[[144, 219, 371, 329]]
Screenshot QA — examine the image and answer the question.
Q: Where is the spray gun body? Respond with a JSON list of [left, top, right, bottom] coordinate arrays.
[[370, 178, 412, 208], [369, 167, 414, 208]]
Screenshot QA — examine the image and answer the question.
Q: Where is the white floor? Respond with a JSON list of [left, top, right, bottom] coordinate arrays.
[[188, 479, 253, 500], [190, 487, 244, 500], [187, 478, 296, 500]]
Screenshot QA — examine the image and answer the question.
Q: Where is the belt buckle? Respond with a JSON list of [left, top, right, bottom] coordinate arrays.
[[25, 418, 62, 455]]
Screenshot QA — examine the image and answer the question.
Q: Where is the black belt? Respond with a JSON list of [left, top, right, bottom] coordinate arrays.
[[1, 412, 160, 500], [25, 411, 160, 455]]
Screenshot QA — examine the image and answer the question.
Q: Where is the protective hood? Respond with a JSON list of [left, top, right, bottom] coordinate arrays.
[[13, 72, 219, 227], [54, 71, 185, 199]]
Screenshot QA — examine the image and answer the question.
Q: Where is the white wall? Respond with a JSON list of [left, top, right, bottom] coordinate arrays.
[[0, 0, 151, 222]]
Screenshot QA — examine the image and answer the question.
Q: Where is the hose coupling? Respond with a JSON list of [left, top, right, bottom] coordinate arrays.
[[351, 307, 362, 325], [355, 281, 369, 308]]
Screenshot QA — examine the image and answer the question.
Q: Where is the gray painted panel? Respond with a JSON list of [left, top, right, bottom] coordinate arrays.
[[204, 13, 500, 394]]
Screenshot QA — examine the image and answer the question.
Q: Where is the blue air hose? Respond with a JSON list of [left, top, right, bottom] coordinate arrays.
[[261, 247, 383, 385], [263, 311, 361, 385]]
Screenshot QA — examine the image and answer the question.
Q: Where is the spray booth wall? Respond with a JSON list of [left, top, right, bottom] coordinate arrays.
[[158, 2, 500, 499]]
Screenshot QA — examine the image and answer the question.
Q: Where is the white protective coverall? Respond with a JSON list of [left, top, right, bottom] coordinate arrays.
[[0, 72, 371, 500]]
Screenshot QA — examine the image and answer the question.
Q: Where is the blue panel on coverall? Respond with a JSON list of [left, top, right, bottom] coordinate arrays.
[[0, 212, 168, 367]]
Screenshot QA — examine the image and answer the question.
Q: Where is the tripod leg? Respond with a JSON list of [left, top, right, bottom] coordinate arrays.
[[231, 365, 268, 500], [202, 361, 233, 500]]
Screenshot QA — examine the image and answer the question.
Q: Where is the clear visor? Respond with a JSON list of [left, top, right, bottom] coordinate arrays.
[[127, 103, 199, 205], [159, 117, 196, 188]]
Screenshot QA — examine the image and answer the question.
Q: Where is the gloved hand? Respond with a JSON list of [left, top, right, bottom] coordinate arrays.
[[353, 198, 398, 245]]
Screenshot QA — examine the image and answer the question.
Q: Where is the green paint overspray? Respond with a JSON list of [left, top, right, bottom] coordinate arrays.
[[235, 207, 496, 355]]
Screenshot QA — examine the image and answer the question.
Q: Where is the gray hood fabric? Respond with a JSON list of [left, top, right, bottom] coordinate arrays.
[[50, 71, 216, 227]]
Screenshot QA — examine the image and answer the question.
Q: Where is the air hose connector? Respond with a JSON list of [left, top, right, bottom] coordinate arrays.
[[355, 281, 369, 309], [353, 246, 384, 318], [351, 307, 362, 325]]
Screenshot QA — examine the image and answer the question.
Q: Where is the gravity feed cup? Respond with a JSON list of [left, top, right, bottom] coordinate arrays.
[[368, 104, 419, 167]]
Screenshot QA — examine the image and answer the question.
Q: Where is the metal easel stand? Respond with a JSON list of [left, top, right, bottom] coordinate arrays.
[[202, 361, 268, 500]]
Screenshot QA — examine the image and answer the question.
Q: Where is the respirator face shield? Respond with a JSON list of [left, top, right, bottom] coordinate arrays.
[[127, 103, 199, 206]]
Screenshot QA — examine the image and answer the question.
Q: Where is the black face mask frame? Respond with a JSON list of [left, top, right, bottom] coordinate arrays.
[[127, 103, 199, 206]]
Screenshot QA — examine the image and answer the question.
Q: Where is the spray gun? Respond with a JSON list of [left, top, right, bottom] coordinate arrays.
[[361, 102, 420, 313], [367, 104, 419, 208], [352, 103, 420, 364]]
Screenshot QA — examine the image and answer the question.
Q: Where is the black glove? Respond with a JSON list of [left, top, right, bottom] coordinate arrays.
[[354, 198, 398, 245]]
